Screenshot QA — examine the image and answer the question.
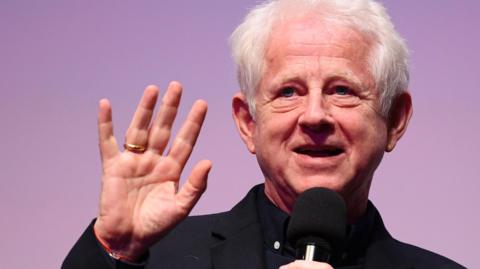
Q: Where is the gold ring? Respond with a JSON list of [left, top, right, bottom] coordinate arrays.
[[124, 143, 147, 153]]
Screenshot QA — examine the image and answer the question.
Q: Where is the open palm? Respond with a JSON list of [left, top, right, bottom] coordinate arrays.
[[93, 82, 211, 260]]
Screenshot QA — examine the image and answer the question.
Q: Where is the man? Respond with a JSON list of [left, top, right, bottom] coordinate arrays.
[[63, 0, 465, 268]]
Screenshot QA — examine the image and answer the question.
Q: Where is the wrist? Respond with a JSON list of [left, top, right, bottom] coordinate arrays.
[[93, 222, 146, 263]]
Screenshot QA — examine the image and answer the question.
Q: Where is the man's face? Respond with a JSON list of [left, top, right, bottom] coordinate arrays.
[[235, 17, 399, 217]]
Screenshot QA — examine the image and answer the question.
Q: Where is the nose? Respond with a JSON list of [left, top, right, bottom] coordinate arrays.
[[298, 93, 334, 132]]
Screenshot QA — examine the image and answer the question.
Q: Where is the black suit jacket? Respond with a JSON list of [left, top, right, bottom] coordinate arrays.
[[63, 185, 465, 269]]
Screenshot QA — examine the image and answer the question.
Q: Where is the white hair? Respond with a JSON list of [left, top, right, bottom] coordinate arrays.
[[230, 0, 409, 118]]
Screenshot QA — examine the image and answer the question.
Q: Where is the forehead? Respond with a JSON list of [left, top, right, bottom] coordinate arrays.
[[265, 17, 374, 71]]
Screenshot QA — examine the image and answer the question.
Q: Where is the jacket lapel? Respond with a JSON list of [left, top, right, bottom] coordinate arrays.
[[210, 185, 265, 269], [363, 204, 413, 269], [207, 189, 416, 269]]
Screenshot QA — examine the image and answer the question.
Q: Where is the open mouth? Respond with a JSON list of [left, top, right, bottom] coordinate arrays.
[[294, 146, 344, 157]]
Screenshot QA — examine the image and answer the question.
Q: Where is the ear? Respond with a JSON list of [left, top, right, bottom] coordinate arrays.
[[386, 92, 413, 152], [232, 92, 256, 154]]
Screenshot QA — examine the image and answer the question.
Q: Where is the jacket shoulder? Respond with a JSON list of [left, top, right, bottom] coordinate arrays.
[[366, 203, 466, 269], [369, 238, 466, 269]]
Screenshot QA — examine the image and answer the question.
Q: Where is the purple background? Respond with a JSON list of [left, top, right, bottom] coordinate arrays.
[[1, 1, 478, 268]]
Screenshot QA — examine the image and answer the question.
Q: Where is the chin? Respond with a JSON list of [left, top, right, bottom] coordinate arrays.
[[288, 175, 347, 195]]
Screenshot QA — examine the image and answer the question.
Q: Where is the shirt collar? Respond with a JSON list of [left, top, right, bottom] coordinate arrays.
[[256, 185, 295, 257], [255, 184, 377, 266]]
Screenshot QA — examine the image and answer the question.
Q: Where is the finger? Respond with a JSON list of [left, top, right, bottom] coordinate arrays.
[[125, 85, 159, 149], [148, 81, 182, 154], [168, 99, 208, 168], [98, 99, 120, 161], [176, 159, 212, 212]]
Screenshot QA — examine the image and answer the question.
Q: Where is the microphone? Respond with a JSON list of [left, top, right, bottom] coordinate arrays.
[[286, 187, 346, 262]]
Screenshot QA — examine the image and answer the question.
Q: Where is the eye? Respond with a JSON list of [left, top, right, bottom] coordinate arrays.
[[279, 87, 296, 97], [327, 84, 361, 107], [334, 86, 352, 96]]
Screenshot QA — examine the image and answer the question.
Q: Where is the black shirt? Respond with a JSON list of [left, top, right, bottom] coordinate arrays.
[[255, 185, 375, 269]]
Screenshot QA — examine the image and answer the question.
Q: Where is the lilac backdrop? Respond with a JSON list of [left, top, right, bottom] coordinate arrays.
[[1, 1, 478, 268]]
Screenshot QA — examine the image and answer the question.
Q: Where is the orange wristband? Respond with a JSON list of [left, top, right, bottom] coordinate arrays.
[[93, 228, 138, 263]]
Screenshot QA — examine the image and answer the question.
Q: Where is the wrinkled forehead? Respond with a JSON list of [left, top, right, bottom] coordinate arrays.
[[265, 16, 374, 64], [259, 16, 376, 93]]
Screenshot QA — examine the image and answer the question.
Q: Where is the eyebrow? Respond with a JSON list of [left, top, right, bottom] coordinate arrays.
[[327, 72, 364, 90], [272, 69, 366, 91]]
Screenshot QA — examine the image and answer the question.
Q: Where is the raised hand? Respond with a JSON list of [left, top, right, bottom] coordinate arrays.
[[93, 82, 212, 260]]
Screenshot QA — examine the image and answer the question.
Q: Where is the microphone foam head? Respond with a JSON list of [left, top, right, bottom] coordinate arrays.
[[287, 187, 347, 250]]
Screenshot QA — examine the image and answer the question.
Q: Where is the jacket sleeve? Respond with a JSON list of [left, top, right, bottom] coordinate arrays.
[[62, 220, 148, 269]]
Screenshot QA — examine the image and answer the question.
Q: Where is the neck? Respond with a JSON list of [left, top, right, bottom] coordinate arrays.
[[263, 181, 369, 224]]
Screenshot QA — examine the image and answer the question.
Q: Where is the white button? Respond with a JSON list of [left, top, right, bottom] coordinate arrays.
[[274, 241, 281, 250]]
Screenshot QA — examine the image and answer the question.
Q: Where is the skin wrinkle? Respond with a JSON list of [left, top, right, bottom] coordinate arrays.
[[241, 6, 400, 119], [258, 56, 378, 117], [266, 69, 367, 96], [237, 17, 393, 222]]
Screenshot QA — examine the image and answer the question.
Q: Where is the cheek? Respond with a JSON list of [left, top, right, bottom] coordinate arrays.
[[254, 110, 299, 146], [338, 111, 388, 159]]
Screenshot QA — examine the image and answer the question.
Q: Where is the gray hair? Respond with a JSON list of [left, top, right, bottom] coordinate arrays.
[[230, 0, 409, 118]]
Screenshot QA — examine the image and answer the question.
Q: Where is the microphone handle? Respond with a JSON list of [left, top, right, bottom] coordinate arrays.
[[297, 242, 331, 262]]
